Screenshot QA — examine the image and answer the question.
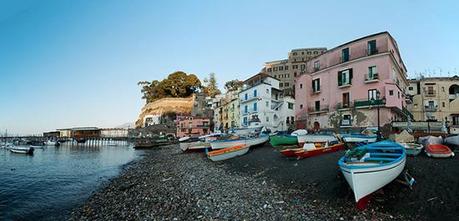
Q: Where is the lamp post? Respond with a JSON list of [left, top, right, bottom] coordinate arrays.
[[371, 91, 382, 141]]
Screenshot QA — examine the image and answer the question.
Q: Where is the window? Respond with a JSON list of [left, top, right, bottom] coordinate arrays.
[[279, 66, 283, 71], [409, 86, 413, 90], [389, 90, 394, 96], [367, 40, 377, 55], [288, 102, 294, 109], [302, 58, 304, 61], [253, 102, 257, 111], [300, 104, 303, 109], [273, 67, 278, 71], [274, 75, 277, 78], [368, 66, 378, 80], [254, 89, 257, 97], [398, 91, 400, 98], [301, 52, 304, 55], [314, 61, 320, 71], [428, 101, 435, 108], [285, 66, 289, 70], [265, 101, 269, 107], [307, 51, 312, 55], [300, 84, 303, 89], [245, 93, 248, 100], [291, 116, 295, 124], [293, 65, 298, 69], [368, 89, 378, 100], [315, 101, 320, 111], [427, 86, 434, 95], [267, 68, 272, 72], [300, 64, 305, 70], [266, 116, 269, 122], [342, 115, 352, 126], [442, 102, 445, 107], [293, 52, 297, 55], [342, 93, 350, 107], [279, 83, 284, 87], [312, 79, 320, 92], [342, 48, 349, 62], [286, 117, 290, 124], [338, 69, 353, 86], [243, 117, 248, 125], [313, 51, 318, 54], [244, 105, 248, 113], [285, 83, 289, 87], [266, 89, 269, 94], [294, 72, 297, 77]]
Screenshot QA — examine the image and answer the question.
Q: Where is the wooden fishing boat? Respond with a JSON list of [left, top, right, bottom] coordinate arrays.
[[295, 142, 345, 159], [207, 144, 249, 161], [279, 146, 303, 157], [10, 146, 34, 155], [338, 141, 406, 204], [418, 135, 443, 147], [444, 134, 459, 147], [400, 143, 423, 156], [179, 137, 210, 151], [210, 134, 269, 150], [296, 134, 338, 145], [340, 133, 377, 143], [269, 135, 298, 147], [425, 144, 454, 158]]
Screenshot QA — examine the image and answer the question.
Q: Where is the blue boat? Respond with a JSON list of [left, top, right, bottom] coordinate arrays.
[[338, 141, 406, 203], [340, 133, 377, 143]]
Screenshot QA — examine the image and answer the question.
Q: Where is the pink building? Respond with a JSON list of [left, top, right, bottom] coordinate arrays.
[[295, 32, 410, 131], [176, 116, 211, 138]]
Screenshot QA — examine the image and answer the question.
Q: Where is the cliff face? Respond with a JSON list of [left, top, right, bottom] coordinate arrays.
[[135, 95, 195, 128]]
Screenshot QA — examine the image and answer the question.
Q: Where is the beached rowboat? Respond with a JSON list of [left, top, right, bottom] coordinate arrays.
[[269, 135, 297, 147], [338, 141, 406, 203], [210, 134, 269, 150], [340, 134, 377, 143], [295, 142, 345, 159], [179, 137, 210, 151], [444, 135, 459, 147], [296, 134, 338, 144], [400, 143, 423, 156], [207, 144, 249, 161], [425, 144, 454, 158], [418, 135, 443, 147]]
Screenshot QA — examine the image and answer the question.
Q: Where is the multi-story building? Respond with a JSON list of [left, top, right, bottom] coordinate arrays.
[[407, 76, 459, 126], [239, 73, 295, 132], [295, 32, 410, 131], [220, 89, 241, 130], [176, 116, 211, 138], [263, 48, 327, 95], [211, 94, 224, 131]]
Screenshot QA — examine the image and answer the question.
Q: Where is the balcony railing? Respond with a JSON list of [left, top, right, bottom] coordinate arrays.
[[308, 105, 329, 113], [364, 73, 379, 82], [424, 106, 437, 112], [354, 98, 385, 107], [335, 102, 353, 109]]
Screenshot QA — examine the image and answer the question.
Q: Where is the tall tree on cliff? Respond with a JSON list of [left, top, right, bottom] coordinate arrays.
[[224, 79, 244, 92], [138, 71, 202, 103], [202, 73, 221, 98]]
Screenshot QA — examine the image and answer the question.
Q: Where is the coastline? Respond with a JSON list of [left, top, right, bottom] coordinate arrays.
[[69, 144, 459, 220]]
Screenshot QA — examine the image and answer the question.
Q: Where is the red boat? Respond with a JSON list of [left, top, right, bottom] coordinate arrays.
[[425, 144, 455, 158], [280, 147, 302, 157], [294, 142, 345, 159]]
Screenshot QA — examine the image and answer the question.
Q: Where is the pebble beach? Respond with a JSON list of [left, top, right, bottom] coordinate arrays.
[[69, 144, 459, 221]]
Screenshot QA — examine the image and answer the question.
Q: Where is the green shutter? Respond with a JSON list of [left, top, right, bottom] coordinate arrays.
[[317, 79, 320, 91], [338, 71, 342, 86], [349, 69, 353, 84]]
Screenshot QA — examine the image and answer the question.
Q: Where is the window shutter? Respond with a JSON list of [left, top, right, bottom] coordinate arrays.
[[349, 69, 353, 84], [317, 79, 320, 91], [338, 71, 342, 86]]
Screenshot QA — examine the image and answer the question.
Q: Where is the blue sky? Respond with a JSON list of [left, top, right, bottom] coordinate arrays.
[[0, 0, 458, 135]]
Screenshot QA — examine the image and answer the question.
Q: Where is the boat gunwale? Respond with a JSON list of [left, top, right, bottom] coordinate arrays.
[[338, 142, 406, 170]]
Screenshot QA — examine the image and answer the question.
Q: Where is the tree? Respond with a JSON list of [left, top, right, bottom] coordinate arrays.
[[224, 79, 244, 92], [202, 73, 221, 98], [138, 71, 202, 103]]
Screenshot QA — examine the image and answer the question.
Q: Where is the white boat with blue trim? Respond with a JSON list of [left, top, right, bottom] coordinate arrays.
[[340, 133, 377, 143], [210, 134, 269, 150], [338, 141, 406, 203]]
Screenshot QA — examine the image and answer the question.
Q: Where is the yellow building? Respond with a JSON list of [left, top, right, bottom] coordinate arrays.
[[407, 76, 459, 126], [220, 89, 241, 130]]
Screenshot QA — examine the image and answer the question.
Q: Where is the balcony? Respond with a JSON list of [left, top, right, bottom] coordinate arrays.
[[423, 89, 436, 97], [354, 98, 385, 108], [335, 102, 353, 110], [240, 96, 259, 103], [308, 105, 329, 114], [424, 106, 437, 112], [364, 73, 379, 83], [449, 94, 459, 101]]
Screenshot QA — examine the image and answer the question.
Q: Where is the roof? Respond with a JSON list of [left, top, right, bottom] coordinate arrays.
[[290, 47, 327, 52], [409, 75, 459, 82], [57, 127, 100, 131], [244, 72, 279, 83], [264, 59, 289, 65]]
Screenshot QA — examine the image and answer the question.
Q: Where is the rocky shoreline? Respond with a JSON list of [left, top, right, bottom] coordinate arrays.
[[69, 144, 425, 221]]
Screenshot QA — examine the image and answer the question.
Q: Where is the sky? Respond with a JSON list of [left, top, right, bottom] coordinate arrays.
[[0, 0, 458, 135]]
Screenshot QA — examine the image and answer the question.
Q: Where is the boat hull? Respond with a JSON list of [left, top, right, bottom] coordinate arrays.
[[342, 135, 377, 143], [210, 135, 269, 150], [297, 135, 338, 144], [269, 135, 297, 147], [207, 145, 249, 161], [10, 147, 34, 155], [444, 135, 459, 147], [400, 143, 423, 156], [280, 148, 302, 157], [425, 144, 454, 158], [295, 143, 345, 159], [180, 141, 210, 151], [341, 157, 406, 202]]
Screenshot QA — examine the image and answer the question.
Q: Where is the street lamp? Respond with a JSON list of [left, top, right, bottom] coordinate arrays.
[[370, 91, 382, 141]]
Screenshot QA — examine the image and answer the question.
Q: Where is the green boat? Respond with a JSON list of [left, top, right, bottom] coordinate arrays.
[[269, 135, 298, 147]]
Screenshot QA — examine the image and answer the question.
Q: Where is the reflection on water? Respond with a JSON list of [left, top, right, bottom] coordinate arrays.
[[0, 142, 141, 221]]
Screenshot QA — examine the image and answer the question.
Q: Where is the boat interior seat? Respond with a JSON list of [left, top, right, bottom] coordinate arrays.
[[364, 157, 396, 162], [369, 152, 401, 157]]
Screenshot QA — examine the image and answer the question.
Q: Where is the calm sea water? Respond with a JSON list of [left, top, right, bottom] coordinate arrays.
[[0, 143, 142, 221]]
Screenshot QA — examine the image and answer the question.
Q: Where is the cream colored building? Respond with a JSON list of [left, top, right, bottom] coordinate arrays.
[[263, 48, 327, 95], [407, 76, 459, 126]]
